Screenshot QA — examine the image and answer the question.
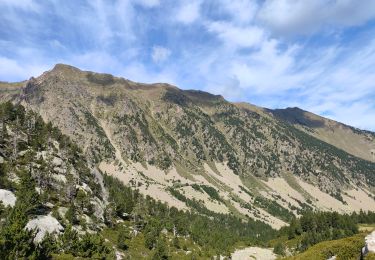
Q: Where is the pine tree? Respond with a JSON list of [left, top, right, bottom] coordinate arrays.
[[117, 227, 129, 251], [172, 236, 180, 249], [59, 224, 79, 253], [0, 200, 37, 259], [76, 189, 87, 212], [17, 169, 41, 215], [65, 202, 78, 225], [152, 236, 169, 260], [273, 242, 286, 256]]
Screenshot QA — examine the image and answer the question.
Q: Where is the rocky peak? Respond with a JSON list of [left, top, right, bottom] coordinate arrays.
[[51, 63, 82, 73]]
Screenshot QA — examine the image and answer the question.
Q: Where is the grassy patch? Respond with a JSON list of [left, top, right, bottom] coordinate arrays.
[[283, 233, 366, 260], [359, 224, 375, 232]]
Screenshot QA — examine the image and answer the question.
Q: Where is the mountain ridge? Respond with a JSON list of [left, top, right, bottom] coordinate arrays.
[[3, 63, 375, 131], [269, 106, 375, 162]]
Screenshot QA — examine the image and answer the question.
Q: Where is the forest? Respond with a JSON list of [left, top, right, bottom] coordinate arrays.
[[274, 210, 375, 256]]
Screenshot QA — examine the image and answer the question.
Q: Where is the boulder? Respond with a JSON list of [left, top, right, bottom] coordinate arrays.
[[52, 174, 67, 183], [366, 231, 375, 253], [25, 214, 64, 243], [0, 189, 16, 207], [52, 157, 63, 167]]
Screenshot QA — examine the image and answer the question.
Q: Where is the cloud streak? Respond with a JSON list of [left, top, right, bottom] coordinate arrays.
[[257, 0, 375, 36]]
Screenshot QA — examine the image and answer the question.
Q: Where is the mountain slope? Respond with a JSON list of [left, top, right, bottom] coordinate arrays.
[[270, 107, 375, 162], [0, 101, 114, 258], [1, 64, 374, 229], [0, 101, 279, 259]]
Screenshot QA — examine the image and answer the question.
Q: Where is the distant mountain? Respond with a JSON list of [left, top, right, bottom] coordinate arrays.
[[1, 64, 374, 230], [270, 107, 375, 162]]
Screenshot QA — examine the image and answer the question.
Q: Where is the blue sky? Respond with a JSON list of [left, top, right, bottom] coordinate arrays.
[[1, 0, 375, 130]]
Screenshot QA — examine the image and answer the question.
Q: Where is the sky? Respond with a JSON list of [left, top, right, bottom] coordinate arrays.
[[1, 0, 375, 130]]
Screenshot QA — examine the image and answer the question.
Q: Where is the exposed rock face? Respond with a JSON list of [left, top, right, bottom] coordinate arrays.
[[0, 189, 16, 207], [25, 215, 64, 242], [231, 247, 277, 260], [1, 64, 375, 227], [366, 231, 375, 253]]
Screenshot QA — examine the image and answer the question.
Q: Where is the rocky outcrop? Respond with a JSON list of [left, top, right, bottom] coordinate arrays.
[[0, 189, 16, 207], [25, 215, 64, 243]]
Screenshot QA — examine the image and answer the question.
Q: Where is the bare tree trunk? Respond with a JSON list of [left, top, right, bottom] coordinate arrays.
[[12, 116, 19, 160]]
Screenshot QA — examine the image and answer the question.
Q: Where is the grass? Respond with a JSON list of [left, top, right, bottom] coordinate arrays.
[[268, 235, 300, 250], [206, 161, 221, 176], [101, 223, 152, 259], [282, 233, 366, 260], [240, 174, 268, 195], [282, 172, 312, 201], [100, 222, 212, 259], [359, 223, 375, 232], [175, 162, 196, 181], [273, 223, 375, 259]]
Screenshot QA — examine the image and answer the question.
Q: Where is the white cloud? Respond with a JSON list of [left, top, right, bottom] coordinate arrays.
[[82, 0, 137, 47], [320, 102, 375, 131], [207, 22, 265, 48], [151, 46, 171, 63], [176, 1, 201, 24], [49, 40, 66, 50], [121, 62, 178, 85], [0, 56, 49, 81], [257, 0, 375, 35], [66, 51, 125, 74], [228, 40, 302, 93], [204, 75, 246, 100]]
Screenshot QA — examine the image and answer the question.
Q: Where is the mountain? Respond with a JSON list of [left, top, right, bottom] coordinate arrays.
[[270, 107, 375, 162], [0, 101, 277, 258], [1, 64, 375, 231]]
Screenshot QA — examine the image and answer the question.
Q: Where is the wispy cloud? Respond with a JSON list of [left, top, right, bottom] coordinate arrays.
[[151, 46, 171, 63], [175, 0, 202, 24], [0, 56, 49, 80], [257, 0, 375, 36], [206, 21, 265, 48]]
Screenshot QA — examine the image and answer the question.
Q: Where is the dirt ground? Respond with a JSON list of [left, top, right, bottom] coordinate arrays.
[[231, 247, 277, 260]]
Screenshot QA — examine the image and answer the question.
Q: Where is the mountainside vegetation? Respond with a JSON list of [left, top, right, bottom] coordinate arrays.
[[271, 211, 375, 258], [0, 101, 117, 258], [282, 233, 366, 260]]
